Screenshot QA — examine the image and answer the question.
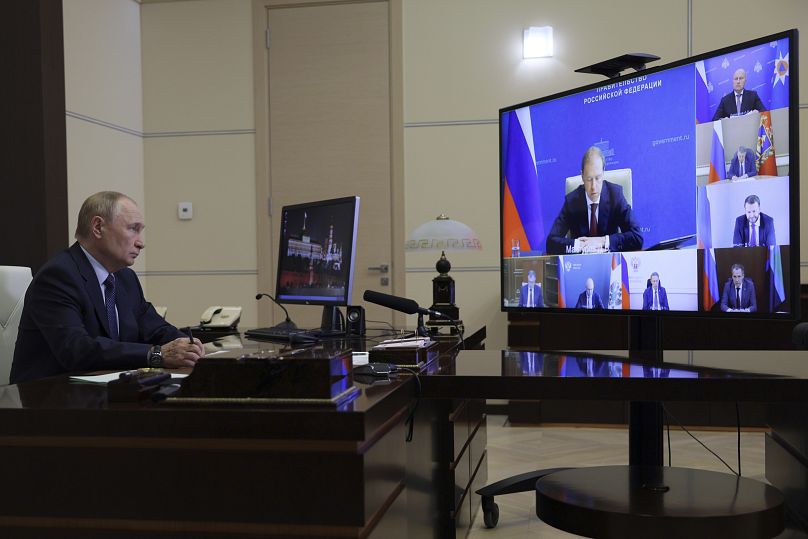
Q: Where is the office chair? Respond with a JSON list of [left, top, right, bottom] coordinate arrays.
[[565, 167, 633, 205], [0, 266, 33, 385]]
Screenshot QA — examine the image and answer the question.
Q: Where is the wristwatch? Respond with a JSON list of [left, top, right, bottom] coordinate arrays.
[[147, 345, 163, 368]]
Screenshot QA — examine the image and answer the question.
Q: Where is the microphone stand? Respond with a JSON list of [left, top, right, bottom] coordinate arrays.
[[256, 293, 297, 330]]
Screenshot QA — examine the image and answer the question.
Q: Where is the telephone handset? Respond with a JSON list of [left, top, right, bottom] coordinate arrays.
[[199, 306, 242, 329]]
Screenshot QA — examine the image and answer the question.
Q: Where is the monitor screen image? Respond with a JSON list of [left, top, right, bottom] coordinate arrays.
[[275, 196, 360, 306], [500, 30, 798, 317]]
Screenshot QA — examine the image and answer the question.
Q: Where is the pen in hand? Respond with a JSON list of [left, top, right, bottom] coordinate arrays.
[[186, 326, 195, 345]]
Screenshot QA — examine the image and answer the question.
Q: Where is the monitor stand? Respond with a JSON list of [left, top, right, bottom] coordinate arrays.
[[314, 305, 346, 338], [628, 315, 664, 467]]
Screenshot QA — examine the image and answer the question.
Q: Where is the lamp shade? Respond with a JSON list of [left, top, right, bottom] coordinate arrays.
[[405, 214, 482, 252]]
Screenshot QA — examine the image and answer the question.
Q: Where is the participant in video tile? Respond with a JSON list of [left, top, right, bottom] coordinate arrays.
[[518, 270, 544, 308], [732, 195, 776, 247], [720, 263, 757, 312], [642, 272, 670, 311], [712, 68, 765, 120], [575, 277, 605, 310], [546, 146, 642, 255]]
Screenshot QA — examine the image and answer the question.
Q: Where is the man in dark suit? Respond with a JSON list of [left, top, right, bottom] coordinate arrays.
[[732, 194, 776, 247], [642, 272, 670, 310], [727, 146, 757, 180], [720, 263, 757, 312], [546, 146, 642, 255], [518, 270, 544, 308], [575, 278, 605, 310], [11, 192, 204, 383], [712, 68, 766, 120]]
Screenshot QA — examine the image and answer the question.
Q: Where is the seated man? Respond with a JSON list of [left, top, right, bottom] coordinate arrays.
[[732, 194, 776, 247], [546, 146, 642, 255], [712, 68, 766, 120], [720, 263, 757, 312], [11, 192, 204, 383], [575, 278, 605, 310], [727, 146, 757, 180], [518, 269, 544, 308], [642, 272, 670, 310]]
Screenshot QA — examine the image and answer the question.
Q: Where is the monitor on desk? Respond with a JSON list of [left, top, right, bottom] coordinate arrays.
[[500, 29, 798, 319], [274, 196, 360, 335]]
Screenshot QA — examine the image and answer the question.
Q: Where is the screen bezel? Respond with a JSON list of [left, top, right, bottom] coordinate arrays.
[[274, 195, 360, 306], [499, 29, 799, 320]]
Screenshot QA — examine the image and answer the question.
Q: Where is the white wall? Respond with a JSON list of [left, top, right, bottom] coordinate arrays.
[[63, 0, 146, 272], [140, 0, 257, 329]]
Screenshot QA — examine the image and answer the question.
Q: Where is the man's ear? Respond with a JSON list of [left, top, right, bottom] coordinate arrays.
[[89, 215, 105, 239]]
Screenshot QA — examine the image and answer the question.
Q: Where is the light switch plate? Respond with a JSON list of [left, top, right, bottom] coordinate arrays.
[[178, 202, 193, 220]]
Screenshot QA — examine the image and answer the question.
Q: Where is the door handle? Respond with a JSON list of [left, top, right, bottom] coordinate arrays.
[[368, 264, 389, 273]]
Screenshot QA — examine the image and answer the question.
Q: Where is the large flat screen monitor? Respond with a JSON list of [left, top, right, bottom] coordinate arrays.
[[275, 196, 360, 307], [500, 29, 798, 318]]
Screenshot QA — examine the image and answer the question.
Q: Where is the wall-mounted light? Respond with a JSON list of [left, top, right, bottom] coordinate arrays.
[[523, 26, 553, 59]]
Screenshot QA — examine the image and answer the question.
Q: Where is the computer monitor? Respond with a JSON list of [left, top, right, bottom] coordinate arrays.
[[500, 29, 798, 320], [275, 196, 360, 334]]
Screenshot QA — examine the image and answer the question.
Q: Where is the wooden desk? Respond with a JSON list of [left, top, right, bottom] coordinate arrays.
[[0, 329, 486, 539]]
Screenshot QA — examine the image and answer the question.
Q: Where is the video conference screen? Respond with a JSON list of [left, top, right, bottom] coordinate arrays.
[[501, 30, 797, 317], [275, 196, 360, 305]]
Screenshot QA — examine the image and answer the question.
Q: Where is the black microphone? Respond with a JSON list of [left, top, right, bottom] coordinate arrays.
[[256, 292, 297, 330], [362, 290, 450, 319]]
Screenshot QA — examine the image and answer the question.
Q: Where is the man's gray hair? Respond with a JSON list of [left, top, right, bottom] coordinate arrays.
[[75, 191, 131, 240]]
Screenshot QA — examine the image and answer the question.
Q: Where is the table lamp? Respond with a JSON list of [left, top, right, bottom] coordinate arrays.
[[405, 214, 481, 332]]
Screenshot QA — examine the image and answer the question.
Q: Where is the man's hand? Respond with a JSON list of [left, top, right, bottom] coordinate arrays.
[[161, 337, 205, 368], [578, 236, 608, 253]]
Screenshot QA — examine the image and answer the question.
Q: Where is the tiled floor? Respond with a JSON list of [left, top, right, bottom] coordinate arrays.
[[465, 416, 803, 538]]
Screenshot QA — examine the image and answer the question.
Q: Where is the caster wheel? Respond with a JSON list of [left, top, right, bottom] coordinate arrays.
[[482, 501, 499, 528]]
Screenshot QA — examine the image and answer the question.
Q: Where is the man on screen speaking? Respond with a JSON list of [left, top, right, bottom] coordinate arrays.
[[720, 264, 757, 312], [546, 147, 643, 255], [712, 68, 765, 120], [732, 194, 776, 247]]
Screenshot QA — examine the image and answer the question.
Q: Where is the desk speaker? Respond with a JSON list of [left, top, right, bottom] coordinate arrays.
[[346, 305, 366, 336]]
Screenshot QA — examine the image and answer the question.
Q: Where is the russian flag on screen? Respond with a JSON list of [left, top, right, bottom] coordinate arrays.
[[696, 185, 712, 249], [694, 61, 711, 124], [708, 121, 725, 183], [557, 256, 566, 308], [702, 248, 719, 311], [502, 109, 544, 257], [767, 246, 785, 312]]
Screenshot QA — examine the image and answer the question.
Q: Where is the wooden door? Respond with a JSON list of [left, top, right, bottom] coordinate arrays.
[[260, 1, 394, 329]]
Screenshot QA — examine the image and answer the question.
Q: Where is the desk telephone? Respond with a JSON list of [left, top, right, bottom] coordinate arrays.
[[200, 306, 242, 329]]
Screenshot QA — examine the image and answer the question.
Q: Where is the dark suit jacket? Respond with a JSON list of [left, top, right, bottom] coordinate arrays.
[[519, 283, 544, 307], [732, 213, 776, 247], [727, 152, 757, 179], [720, 278, 757, 312], [575, 290, 605, 310], [546, 180, 643, 255], [712, 89, 765, 120], [642, 286, 670, 310], [11, 243, 185, 383]]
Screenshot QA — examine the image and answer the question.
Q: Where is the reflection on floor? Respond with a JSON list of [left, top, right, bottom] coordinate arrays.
[[467, 417, 804, 539]]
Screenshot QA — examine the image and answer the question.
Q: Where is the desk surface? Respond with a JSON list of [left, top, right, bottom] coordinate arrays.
[[422, 349, 808, 402]]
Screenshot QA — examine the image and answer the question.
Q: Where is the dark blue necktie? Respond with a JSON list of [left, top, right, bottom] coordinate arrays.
[[104, 274, 119, 340]]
